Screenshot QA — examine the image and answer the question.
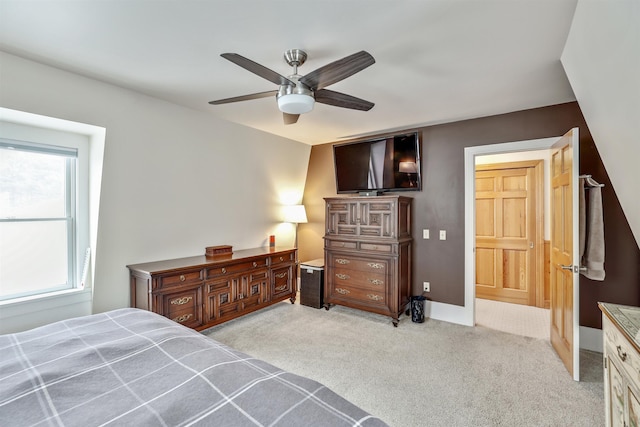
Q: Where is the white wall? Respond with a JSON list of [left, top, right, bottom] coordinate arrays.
[[0, 52, 311, 328], [561, 0, 640, 246]]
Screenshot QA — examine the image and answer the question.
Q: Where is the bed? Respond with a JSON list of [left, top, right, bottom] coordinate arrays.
[[0, 308, 388, 426]]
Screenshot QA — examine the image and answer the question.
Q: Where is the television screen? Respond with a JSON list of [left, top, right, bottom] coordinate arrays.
[[333, 132, 421, 194]]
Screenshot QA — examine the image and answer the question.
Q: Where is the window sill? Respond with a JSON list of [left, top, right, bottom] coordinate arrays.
[[0, 288, 93, 330], [0, 287, 91, 307]]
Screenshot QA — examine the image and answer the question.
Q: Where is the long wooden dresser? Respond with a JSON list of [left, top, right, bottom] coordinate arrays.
[[128, 247, 297, 331], [600, 302, 640, 427], [323, 195, 412, 326]]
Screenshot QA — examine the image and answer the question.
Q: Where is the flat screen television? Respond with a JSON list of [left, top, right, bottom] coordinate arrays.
[[333, 132, 421, 194]]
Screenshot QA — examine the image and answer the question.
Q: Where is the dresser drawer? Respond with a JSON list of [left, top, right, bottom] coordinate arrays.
[[271, 265, 293, 298], [360, 242, 393, 253], [205, 258, 268, 278], [269, 251, 295, 266], [326, 239, 358, 250], [332, 267, 386, 291], [329, 283, 386, 306], [604, 316, 640, 384], [161, 287, 202, 328], [158, 269, 203, 288], [330, 256, 388, 274]]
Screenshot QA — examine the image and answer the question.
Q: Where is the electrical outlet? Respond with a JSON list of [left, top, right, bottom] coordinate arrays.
[[423, 229, 429, 239], [423, 282, 430, 292], [439, 230, 446, 240]]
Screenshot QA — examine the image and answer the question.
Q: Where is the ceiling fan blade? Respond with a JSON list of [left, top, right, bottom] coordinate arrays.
[[283, 113, 299, 125], [209, 90, 278, 105], [315, 89, 374, 111], [299, 51, 375, 90], [221, 53, 295, 86]]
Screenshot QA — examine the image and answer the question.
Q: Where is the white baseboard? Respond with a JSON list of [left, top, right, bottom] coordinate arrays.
[[580, 326, 603, 353], [424, 300, 474, 327], [424, 300, 603, 354]]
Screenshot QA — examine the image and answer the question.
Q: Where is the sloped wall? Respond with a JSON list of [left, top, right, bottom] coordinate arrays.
[[561, 0, 640, 247]]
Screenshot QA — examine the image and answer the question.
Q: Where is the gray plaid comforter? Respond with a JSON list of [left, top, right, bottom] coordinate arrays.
[[0, 308, 388, 426]]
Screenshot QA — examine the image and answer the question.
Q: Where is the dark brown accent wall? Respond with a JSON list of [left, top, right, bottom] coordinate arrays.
[[301, 102, 640, 329]]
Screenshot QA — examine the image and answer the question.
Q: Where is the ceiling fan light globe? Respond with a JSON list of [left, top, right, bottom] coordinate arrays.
[[278, 94, 314, 114]]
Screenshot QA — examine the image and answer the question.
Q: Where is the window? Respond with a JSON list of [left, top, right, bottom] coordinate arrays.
[[0, 139, 79, 300]]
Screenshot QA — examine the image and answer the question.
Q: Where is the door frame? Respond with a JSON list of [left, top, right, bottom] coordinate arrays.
[[463, 136, 562, 326]]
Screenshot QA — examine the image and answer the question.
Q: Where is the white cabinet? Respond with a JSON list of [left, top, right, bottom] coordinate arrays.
[[601, 303, 640, 427]]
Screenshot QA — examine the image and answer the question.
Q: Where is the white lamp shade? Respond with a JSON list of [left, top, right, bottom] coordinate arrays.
[[283, 205, 308, 223], [278, 94, 314, 114], [399, 161, 417, 173]]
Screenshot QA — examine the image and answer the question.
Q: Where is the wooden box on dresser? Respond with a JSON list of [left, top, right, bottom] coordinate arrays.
[[324, 195, 412, 326], [128, 247, 297, 330], [599, 302, 640, 427]]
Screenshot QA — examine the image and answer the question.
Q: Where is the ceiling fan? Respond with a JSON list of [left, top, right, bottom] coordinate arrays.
[[209, 49, 375, 125]]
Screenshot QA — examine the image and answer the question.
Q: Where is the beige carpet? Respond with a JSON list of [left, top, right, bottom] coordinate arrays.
[[475, 298, 550, 340], [203, 299, 603, 426]]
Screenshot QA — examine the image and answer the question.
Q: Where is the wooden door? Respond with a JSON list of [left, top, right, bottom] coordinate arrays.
[[550, 128, 580, 381], [475, 161, 543, 306]]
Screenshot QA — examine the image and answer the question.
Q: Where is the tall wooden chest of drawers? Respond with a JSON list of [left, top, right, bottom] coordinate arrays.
[[128, 247, 297, 331], [324, 196, 412, 326]]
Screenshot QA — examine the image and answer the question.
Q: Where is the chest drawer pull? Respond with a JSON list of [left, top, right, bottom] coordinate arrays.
[[335, 258, 350, 265], [172, 313, 193, 323], [335, 273, 350, 280], [221, 268, 226, 274], [368, 279, 384, 286], [617, 345, 628, 362], [367, 263, 385, 269], [275, 272, 288, 279], [170, 296, 193, 305], [253, 262, 258, 267], [335, 288, 350, 295], [280, 256, 284, 261], [179, 275, 186, 282], [367, 294, 384, 301]]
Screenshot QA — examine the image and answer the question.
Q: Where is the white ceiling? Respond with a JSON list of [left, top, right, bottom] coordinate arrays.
[[0, 0, 578, 145]]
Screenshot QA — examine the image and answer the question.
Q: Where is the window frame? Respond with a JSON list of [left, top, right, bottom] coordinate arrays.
[[0, 137, 83, 301]]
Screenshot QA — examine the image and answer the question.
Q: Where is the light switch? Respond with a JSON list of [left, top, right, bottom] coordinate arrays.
[[423, 229, 430, 239], [439, 230, 446, 240]]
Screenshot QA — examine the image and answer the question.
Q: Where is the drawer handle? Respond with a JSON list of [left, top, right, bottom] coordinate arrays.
[[367, 263, 385, 269], [172, 313, 193, 323], [253, 262, 258, 267], [275, 285, 288, 291], [170, 296, 193, 305], [179, 275, 186, 282], [280, 256, 284, 261], [275, 272, 288, 279], [335, 288, 350, 295], [336, 273, 350, 280], [336, 259, 350, 265], [221, 268, 226, 274], [367, 294, 384, 301], [617, 345, 628, 362], [368, 279, 383, 286]]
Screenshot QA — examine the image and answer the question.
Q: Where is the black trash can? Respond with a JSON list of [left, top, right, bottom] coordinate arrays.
[[410, 296, 427, 323]]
